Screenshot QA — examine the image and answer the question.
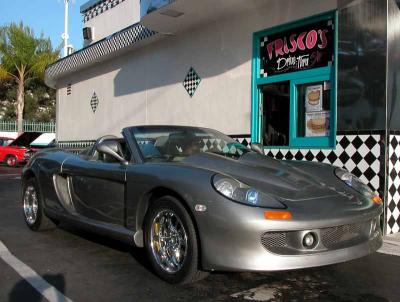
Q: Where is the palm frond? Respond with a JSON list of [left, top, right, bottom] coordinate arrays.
[[0, 65, 12, 81]]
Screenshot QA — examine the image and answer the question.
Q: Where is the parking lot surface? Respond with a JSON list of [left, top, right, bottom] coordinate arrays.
[[0, 166, 399, 302]]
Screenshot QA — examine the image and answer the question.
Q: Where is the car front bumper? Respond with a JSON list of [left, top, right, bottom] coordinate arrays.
[[195, 196, 383, 272]]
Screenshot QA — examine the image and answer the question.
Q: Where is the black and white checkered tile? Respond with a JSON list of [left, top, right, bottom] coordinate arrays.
[[45, 23, 157, 82], [231, 135, 251, 148], [263, 134, 382, 192], [82, 0, 125, 22], [183, 67, 201, 97], [90, 92, 99, 113], [387, 135, 400, 234]]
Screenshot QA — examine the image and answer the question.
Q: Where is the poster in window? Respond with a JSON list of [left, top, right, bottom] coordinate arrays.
[[305, 84, 323, 112], [305, 111, 330, 137]]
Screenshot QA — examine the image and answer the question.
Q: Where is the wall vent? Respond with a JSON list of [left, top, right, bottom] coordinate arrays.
[[83, 27, 93, 41], [67, 83, 72, 95]]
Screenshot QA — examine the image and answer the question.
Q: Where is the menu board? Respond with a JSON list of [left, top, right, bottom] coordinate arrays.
[[305, 111, 330, 137], [260, 19, 334, 77]]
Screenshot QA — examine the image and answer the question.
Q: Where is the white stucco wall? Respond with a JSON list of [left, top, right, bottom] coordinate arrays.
[[83, 0, 140, 45], [57, 0, 337, 141]]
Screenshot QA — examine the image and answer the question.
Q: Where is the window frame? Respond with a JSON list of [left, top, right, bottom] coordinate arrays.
[[251, 11, 338, 149]]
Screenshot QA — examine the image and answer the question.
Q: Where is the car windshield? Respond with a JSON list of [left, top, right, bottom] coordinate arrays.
[[129, 126, 250, 162]]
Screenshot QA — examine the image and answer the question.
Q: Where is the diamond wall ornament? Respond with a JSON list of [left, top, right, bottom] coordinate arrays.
[[90, 92, 99, 113], [183, 67, 201, 97]]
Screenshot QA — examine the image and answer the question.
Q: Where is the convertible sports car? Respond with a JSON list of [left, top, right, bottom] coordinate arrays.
[[22, 126, 383, 284]]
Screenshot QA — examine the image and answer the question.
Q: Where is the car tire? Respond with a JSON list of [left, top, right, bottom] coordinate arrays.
[[144, 196, 208, 284], [5, 155, 18, 167], [22, 178, 57, 231]]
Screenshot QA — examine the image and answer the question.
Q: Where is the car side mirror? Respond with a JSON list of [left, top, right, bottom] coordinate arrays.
[[96, 140, 128, 165], [250, 143, 264, 155]]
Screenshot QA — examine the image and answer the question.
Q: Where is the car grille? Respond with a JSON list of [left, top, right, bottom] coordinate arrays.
[[261, 219, 375, 255], [261, 232, 287, 249], [320, 220, 370, 249]]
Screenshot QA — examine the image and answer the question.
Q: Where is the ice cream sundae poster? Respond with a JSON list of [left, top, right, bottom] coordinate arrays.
[[305, 111, 330, 137], [305, 84, 322, 112]]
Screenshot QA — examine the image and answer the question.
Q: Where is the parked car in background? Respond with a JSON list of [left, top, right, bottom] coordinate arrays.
[[0, 132, 42, 167], [0, 136, 14, 147]]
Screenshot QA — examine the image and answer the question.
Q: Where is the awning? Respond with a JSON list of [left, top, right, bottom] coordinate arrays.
[[44, 23, 157, 88]]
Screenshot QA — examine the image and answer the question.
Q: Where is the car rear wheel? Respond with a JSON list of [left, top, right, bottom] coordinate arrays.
[[5, 155, 17, 167], [23, 178, 57, 231], [144, 196, 208, 284]]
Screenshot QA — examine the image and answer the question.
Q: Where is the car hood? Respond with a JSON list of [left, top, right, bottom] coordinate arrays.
[[182, 152, 349, 202], [9, 132, 42, 147]]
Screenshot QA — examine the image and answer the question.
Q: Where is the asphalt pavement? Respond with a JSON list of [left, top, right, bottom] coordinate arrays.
[[0, 166, 399, 302]]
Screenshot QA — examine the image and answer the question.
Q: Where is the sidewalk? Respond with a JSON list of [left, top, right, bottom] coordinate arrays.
[[379, 233, 400, 256]]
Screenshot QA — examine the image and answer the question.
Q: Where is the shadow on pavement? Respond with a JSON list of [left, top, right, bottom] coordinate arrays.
[[9, 273, 66, 302], [57, 222, 153, 271]]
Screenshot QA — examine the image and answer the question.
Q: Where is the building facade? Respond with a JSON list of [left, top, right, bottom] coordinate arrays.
[[45, 0, 400, 235]]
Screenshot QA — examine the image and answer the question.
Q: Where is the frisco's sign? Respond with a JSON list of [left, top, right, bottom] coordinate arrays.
[[261, 19, 334, 76]]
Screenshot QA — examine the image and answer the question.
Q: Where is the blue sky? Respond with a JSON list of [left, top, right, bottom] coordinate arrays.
[[0, 0, 86, 51]]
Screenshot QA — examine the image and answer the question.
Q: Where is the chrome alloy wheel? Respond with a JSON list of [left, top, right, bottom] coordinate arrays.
[[150, 210, 188, 273], [23, 185, 39, 225]]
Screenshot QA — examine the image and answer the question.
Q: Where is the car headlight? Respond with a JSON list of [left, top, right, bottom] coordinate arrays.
[[334, 168, 382, 204], [212, 174, 286, 208]]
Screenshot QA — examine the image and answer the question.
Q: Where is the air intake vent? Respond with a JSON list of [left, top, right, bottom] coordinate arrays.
[[53, 174, 76, 213], [67, 83, 72, 95]]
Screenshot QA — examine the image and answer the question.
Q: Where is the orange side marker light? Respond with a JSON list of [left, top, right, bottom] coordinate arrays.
[[264, 211, 292, 220], [373, 195, 382, 205]]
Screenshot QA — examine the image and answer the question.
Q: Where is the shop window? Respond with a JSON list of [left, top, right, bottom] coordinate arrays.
[[252, 13, 336, 149], [262, 82, 290, 146]]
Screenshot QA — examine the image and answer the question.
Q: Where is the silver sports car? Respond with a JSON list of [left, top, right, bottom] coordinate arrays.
[[22, 126, 383, 284]]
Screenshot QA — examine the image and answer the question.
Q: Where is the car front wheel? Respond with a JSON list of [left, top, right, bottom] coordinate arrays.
[[144, 196, 208, 284]]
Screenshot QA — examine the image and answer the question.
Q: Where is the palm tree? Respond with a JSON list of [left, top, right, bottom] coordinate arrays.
[[0, 22, 59, 134]]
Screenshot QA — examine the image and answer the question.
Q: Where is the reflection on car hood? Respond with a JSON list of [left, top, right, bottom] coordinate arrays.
[[182, 152, 347, 202]]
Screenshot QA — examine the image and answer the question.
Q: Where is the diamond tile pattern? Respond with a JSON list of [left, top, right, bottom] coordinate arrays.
[[387, 135, 400, 234], [45, 23, 156, 82], [83, 0, 125, 22], [91, 92, 99, 113], [183, 67, 201, 97], [232, 136, 251, 148]]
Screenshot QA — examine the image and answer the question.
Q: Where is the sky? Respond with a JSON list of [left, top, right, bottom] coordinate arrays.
[[0, 0, 87, 52]]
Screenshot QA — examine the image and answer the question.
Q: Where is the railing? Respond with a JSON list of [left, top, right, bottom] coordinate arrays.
[[0, 121, 56, 133]]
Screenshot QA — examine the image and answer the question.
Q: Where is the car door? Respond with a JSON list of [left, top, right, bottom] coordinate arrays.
[[62, 142, 128, 226]]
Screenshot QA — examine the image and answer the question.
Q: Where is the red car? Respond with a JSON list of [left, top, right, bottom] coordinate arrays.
[[0, 132, 41, 167]]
